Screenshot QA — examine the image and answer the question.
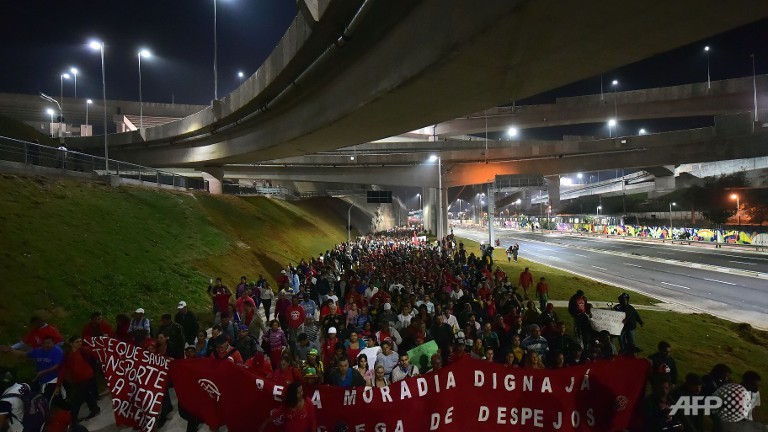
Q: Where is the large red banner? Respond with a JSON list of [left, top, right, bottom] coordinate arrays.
[[170, 356, 649, 432], [83, 337, 169, 432]]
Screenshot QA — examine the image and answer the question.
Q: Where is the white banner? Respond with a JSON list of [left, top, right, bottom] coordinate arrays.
[[589, 309, 626, 336]]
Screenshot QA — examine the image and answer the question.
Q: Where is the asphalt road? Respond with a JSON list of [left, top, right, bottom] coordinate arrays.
[[453, 227, 768, 328]]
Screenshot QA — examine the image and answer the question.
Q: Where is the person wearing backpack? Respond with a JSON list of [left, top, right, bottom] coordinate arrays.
[[0, 371, 49, 432]]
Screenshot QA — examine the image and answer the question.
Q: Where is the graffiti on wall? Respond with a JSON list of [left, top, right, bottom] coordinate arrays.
[[555, 223, 768, 246]]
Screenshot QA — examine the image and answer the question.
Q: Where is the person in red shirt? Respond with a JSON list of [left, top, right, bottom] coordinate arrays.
[[535, 277, 549, 312], [18, 317, 63, 349], [518, 267, 534, 300], [283, 297, 307, 344], [81, 311, 114, 339], [259, 382, 316, 432], [210, 335, 243, 365], [320, 327, 339, 367], [267, 355, 303, 387], [211, 284, 232, 322], [276, 270, 290, 291], [244, 350, 273, 377], [55, 337, 100, 426]]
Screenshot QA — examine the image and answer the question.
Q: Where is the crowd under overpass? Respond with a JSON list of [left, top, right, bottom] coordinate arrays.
[[57, 0, 768, 168]]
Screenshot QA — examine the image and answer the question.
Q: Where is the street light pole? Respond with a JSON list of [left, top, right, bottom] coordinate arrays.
[[704, 46, 711, 90], [429, 154, 443, 240], [347, 204, 354, 243], [213, 0, 219, 100], [70, 68, 78, 99], [60, 73, 70, 121], [731, 194, 740, 226], [138, 49, 151, 133], [669, 202, 676, 237], [85, 99, 92, 130], [89, 40, 108, 172], [751, 54, 758, 123]]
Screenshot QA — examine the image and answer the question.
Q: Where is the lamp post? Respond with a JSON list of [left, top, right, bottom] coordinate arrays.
[[138, 49, 151, 133], [89, 40, 108, 172], [730, 194, 740, 226], [704, 46, 711, 90], [608, 118, 617, 138], [639, 128, 647, 135], [611, 79, 619, 119], [40, 93, 62, 141], [46, 108, 55, 129], [70, 68, 79, 99], [507, 127, 518, 139], [596, 205, 601, 218], [751, 54, 758, 123], [416, 193, 421, 212], [60, 73, 70, 118], [429, 154, 443, 239], [669, 202, 676, 236], [213, 0, 219, 100], [238, 71, 244, 82]]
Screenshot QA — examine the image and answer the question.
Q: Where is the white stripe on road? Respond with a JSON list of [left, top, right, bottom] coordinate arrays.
[[661, 281, 691, 290], [729, 261, 757, 265], [624, 263, 643, 268], [573, 253, 588, 258], [591, 265, 607, 271], [703, 278, 737, 286]]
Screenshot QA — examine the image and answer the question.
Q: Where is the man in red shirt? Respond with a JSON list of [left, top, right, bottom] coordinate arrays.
[[210, 335, 243, 365], [320, 327, 339, 367], [284, 297, 306, 344], [81, 311, 114, 339], [535, 277, 549, 312], [55, 337, 99, 426], [518, 268, 534, 300], [19, 317, 63, 350]]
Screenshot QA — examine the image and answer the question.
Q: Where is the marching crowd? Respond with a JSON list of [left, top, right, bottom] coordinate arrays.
[[0, 228, 764, 432]]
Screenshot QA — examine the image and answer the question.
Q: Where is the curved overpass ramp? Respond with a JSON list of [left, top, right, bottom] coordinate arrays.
[[72, 0, 768, 167]]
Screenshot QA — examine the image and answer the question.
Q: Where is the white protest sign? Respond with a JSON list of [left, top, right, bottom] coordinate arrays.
[[589, 309, 625, 335]]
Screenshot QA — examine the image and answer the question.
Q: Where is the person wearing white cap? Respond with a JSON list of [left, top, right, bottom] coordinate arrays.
[[128, 308, 150, 336], [175, 301, 200, 345], [321, 327, 339, 366]]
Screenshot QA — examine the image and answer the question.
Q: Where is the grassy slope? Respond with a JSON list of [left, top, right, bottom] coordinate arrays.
[[0, 176, 351, 342], [459, 237, 768, 421]]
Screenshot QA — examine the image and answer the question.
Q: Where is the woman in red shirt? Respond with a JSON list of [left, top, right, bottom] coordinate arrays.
[[259, 382, 316, 432]]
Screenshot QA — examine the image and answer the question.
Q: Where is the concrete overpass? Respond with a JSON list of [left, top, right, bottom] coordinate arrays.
[[59, 0, 768, 168]]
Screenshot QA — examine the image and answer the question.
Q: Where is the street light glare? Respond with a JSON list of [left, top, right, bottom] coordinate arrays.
[[139, 49, 152, 58], [428, 154, 438, 162], [730, 194, 738, 200], [70, 68, 78, 75], [705, 46, 710, 52], [87, 99, 93, 104], [46, 108, 54, 115], [238, 71, 245, 78], [672, 202, 676, 206], [608, 118, 617, 127], [507, 127, 518, 137], [62, 73, 70, 79], [639, 128, 647, 135], [577, 173, 583, 179], [612, 80, 618, 86], [89, 41, 103, 50]]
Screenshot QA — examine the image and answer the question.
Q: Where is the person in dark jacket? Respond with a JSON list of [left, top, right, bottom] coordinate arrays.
[[612, 293, 643, 352], [327, 357, 365, 387], [174, 301, 200, 345], [157, 314, 185, 359]]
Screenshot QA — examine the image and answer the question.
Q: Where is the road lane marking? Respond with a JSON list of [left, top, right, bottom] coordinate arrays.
[[624, 263, 643, 268], [573, 253, 588, 258], [703, 278, 736, 286], [729, 261, 757, 265], [591, 265, 607, 271], [661, 281, 691, 290]]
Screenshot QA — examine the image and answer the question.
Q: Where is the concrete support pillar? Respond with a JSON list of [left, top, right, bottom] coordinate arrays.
[[440, 187, 448, 240], [654, 175, 675, 191], [545, 175, 561, 212], [201, 166, 224, 195], [487, 185, 496, 245], [521, 191, 532, 212], [422, 187, 438, 235]]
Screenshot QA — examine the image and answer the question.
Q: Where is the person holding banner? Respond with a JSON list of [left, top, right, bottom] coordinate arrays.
[[259, 382, 316, 432], [613, 293, 644, 352]]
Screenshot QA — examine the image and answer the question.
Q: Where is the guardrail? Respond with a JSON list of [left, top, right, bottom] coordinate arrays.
[[559, 230, 767, 252], [0, 136, 208, 190]]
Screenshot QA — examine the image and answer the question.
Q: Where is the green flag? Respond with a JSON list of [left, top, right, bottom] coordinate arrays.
[[407, 340, 439, 372]]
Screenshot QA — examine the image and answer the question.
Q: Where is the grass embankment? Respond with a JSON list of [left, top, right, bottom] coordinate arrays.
[[0, 176, 354, 349], [459, 237, 768, 422]]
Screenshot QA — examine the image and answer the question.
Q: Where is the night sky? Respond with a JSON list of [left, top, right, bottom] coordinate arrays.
[[0, 1, 297, 105]]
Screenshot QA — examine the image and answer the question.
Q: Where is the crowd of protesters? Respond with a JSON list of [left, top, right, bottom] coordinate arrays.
[[0, 228, 764, 432]]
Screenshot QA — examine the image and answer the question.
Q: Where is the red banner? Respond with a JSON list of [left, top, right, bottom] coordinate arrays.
[[170, 356, 649, 432], [83, 337, 169, 432]]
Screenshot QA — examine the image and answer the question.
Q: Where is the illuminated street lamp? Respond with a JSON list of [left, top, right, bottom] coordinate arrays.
[[608, 118, 617, 137], [138, 48, 152, 132], [85, 99, 93, 129], [46, 108, 55, 124], [70, 68, 79, 99], [639, 128, 647, 135], [596, 205, 602, 217], [730, 194, 740, 226], [416, 193, 422, 212], [704, 46, 711, 90], [89, 40, 108, 172], [669, 202, 676, 235], [238, 71, 245, 82], [507, 127, 518, 138]]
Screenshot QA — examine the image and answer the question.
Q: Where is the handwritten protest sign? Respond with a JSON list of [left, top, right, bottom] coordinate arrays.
[[407, 340, 439, 372], [589, 309, 626, 335], [84, 337, 169, 432]]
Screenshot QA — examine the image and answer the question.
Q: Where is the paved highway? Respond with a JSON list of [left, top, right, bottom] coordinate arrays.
[[453, 227, 768, 329]]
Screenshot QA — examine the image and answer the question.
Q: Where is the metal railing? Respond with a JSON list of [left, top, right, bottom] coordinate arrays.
[[0, 136, 208, 190]]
